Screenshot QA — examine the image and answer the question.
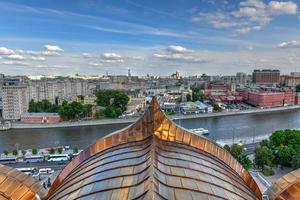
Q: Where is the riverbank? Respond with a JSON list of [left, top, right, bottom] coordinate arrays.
[[11, 105, 300, 129]]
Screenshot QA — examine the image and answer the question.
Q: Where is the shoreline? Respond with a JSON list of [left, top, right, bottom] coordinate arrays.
[[10, 105, 300, 129]]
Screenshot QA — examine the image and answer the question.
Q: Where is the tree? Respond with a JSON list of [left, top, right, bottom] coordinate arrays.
[[49, 148, 55, 154], [57, 147, 63, 154], [254, 146, 274, 169], [104, 106, 117, 118], [73, 146, 79, 154], [212, 103, 222, 112], [28, 99, 37, 112], [291, 151, 300, 169], [259, 139, 269, 148], [191, 87, 207, 102], [32, 148, 38, 155], [3, 150, 8, 156], [296, 85, 300, 93], [95, 89, 129, 112], [225, 144, 252, 170], [186, 94, 192, 102], [229, 144, 244, 159], [224, 144, 231, 152], [277, 145, 295, 167], [12, 149, 18, 156], [21, 150, 26, 156], [241, 155, 252, 170]]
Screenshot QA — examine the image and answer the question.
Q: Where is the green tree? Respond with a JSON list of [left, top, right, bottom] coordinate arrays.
[[191, 88, 207, 102], [225, 144, 252, 170], [277, 145, 295, 167], [83, 104, 92, 118], [212, 103, 222, 112], [186, 94, 192, 102], [229, 144, 244, 159], [241, 155, 252, 170], [95, 89, 129, 112], [21, 150, 26, 156], [57, 147, 63, 154], [296, 85, 300, 93], [3, 150, 8, 156], [224, 144, 231, 152], [49, 148, 55, 154], [104, 106, 117, 118], [28, 99, 37, 112], [291, 151, 300, 169], [254, 146, 274, 169], [73, 146, 79, 154], [259, 139, 269, 148], [32, 148, 38, 155], [12, 149, 18, 156]]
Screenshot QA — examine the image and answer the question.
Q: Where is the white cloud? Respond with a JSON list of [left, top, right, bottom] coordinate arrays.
[[82, 53, 93, 58], [102, 53, 122, 60], [153, 45, 204, 62], [44, 45, 64, 52], [6, 54, 24, 60], [31, 56, 46, 61], [41, 51, 61, 56], [0, 47, 15, 55], [2, 60, 28, 65], [278, 40, 300, 48], [192, 0, 298, 34], [101, 53, 124, 63], [166, 45, 192, 54], [88, 62, 103, 66], [268, 1, 297, 15]]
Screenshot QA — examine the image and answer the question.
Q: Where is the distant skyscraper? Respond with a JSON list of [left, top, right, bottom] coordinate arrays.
[[252, 69, 280, 85]]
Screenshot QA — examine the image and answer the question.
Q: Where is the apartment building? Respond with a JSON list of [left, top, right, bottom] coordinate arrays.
[[2, 79, 28, 120]]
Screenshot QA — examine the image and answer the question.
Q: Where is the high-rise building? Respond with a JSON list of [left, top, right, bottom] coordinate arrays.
[[2, 79, 28, 120], [252, 69, 280, 85], [236, 72, 247, 85]]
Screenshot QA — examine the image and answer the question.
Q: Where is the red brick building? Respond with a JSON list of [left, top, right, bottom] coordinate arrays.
[[204, 84, 228, 96], [241, 89, 295, 108], [20, 112, 61, 123]]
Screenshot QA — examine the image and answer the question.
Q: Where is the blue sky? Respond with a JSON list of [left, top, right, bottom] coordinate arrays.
[[0, 0, 300, 76]]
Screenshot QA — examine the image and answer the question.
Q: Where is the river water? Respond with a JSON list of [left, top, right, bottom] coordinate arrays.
[[1, 108, 300, 152]]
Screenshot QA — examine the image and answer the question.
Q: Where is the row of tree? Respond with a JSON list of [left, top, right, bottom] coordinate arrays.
[[2, 146, 79, 156], [95, 89, 129, 118], [254, 129, 300, 171], [28, 99, 92, 120]]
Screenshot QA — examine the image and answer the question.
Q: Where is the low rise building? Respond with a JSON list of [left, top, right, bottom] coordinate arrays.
[[240, 88, 295, 108], [20, 112, 61, 123], [127, 97, 145, 112]]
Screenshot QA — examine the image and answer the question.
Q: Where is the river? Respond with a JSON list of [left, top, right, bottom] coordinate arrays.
[[1, 108, 300, 152]]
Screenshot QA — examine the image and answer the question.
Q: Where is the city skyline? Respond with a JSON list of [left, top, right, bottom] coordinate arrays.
[[0, 0, 300, 76]]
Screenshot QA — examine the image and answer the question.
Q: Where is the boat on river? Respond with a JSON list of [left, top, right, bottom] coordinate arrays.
[[189, 128, 210, 136]]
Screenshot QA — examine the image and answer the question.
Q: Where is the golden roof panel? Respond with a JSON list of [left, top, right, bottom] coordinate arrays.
[[0, 164, 47, 200], [47, 97, 262, 200], [265, 169, 300, 200]]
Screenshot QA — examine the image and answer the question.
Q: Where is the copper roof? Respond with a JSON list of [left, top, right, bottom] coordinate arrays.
[[47, 97, 262, 200], [265, 169, 300, 200], [0, 164, 47, 200]]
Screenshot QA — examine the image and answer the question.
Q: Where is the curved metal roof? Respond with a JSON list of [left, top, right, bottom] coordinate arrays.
[[0, 164, 47, 200], [265, 169, 300, 200], [47, 97, 262, 200]]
